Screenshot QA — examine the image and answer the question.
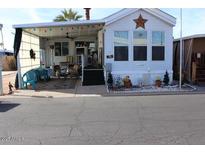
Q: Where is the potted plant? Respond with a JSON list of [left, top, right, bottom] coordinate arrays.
[[123, 76, 132, 88], [107, 72, 113, 90], [163, 71, 170, 86], [115, 76, 122, 89], [155, 76, 162, 87]]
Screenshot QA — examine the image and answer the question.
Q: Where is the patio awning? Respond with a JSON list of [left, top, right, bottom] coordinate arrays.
[[13, 20, 105, 38]]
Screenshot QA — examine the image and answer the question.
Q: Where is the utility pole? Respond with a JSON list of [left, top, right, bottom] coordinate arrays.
[[0, 23, 4, 95], [179, 8, 183, 90]]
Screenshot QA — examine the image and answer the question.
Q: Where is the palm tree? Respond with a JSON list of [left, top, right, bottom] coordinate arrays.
[[53, 8, 83, 22]]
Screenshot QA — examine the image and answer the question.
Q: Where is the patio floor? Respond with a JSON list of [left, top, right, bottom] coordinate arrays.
[[36, 78, 77, 90]]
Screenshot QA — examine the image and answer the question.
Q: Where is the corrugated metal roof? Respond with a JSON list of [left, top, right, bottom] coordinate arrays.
[[13, 20, 105, 29], [174, 34, 205, 41]]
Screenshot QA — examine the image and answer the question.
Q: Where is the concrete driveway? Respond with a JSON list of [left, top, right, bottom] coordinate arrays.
[[1, 94, 205, 144]]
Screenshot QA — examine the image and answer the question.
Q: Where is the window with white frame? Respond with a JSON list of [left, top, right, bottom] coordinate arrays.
[[55, 42, 69, 56], [114, 31, 129, 61], [133, 30, 147, 61], [152, 31, 165, 61]]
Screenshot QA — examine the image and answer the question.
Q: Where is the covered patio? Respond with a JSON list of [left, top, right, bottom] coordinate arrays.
[[13, 20, 105, 90]]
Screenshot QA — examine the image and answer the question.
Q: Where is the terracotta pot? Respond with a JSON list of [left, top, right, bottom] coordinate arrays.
[[155, 80, 162, 87], [124, 81, 132, 88]]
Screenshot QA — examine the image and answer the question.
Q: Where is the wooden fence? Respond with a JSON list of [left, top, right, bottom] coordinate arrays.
[[2, 56, 16, 71]]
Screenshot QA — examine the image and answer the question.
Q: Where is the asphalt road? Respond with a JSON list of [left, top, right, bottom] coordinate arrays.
[[1, 94, 205, 144]]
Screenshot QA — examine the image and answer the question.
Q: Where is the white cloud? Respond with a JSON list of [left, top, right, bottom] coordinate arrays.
[[27, 9, 43, 23]]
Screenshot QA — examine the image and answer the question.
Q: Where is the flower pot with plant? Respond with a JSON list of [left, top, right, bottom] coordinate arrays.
[[155, 76, 162, 87], [107, 72, 113, 90], [163, 70, 170, 86], [123, 76, 132, 88]]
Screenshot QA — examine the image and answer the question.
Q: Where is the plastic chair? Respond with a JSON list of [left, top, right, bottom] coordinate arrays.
[[22, 70, 37, 90]]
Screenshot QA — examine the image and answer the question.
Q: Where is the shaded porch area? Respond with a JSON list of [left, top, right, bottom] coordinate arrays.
[[15, 20, 105, 90]]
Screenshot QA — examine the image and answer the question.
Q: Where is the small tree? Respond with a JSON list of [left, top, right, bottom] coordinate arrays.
[[163, 70, 170, 86], [107, 72, 113, 89]]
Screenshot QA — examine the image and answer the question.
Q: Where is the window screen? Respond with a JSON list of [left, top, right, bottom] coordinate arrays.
[[133, 46, 147, 61], [62, 42, 69, 56], [152, 46, 165, 60], [114, 46, 128, 61], [55, 42, 61, 56]]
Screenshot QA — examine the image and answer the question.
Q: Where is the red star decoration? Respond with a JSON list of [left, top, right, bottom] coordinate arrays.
[[133, 14, 147, 29]]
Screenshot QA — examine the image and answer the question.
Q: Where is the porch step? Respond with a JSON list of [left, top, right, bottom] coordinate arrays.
[[83, 69, 105, 86], [196, 66, 205, 84]]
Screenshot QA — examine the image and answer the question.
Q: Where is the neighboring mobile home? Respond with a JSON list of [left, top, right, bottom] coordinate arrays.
[[13, 8, 176, 88], [173, 35, 205, 84]]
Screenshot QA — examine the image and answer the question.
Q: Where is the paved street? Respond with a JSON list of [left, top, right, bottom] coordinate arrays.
[[1, 94, 205, 144]]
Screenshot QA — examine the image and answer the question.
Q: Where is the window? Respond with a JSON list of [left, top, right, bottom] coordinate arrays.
[[114, 46, 128, 61], [62, 42, 69, 56], [114, 31, 129, 61], [134, 46, 147, 61], [133, 31, 147, 61], [55, 42, 69, 56], [152, 31, 165, 61], [152, 46, 164, 60], [55, 42, 61, 56]]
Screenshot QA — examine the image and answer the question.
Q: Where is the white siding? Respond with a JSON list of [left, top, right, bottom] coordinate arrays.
[[104, 9, 174, 85], [19, 31, 40, 78]]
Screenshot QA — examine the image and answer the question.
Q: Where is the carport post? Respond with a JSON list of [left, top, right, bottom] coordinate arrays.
[[179, 8, 183, 90], [0, 59, 3, 95]]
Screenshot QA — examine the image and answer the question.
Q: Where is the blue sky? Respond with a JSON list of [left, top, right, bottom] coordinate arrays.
[[0, 8, 205, 50]]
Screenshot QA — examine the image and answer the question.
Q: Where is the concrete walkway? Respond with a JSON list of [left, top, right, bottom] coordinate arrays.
[[9, 80, 107, 98], [2, 71, 16, 95], [1, 94, 205, 144]]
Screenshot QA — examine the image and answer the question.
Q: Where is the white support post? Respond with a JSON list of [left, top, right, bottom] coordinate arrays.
[[0, 24, 3, 95], [81, 54, 84, 85], [17, 53, 22, 89], [0, 59, 3, 95], [179, 8, 183, 90]]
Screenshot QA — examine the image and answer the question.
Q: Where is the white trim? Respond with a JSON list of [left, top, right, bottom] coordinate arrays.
[[104, 8, 176, 27], [0, 66, 3, 95], [17, 53, 22, 89], [174, 34, 205, 41], [13, 20, 105, 29], [111, 70, 173, 74], [13, 9, 176, 30]]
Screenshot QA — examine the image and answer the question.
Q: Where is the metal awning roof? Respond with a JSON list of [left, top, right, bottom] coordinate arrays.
[[13, 20, 105, 38], [13, 19, 105, 29], [174, 34, 205, 41]]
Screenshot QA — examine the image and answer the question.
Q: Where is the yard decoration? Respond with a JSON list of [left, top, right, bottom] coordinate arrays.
[[30, 49, 36, 60], [115, 76, 122, 88], [107, 72, 113, 89], [155, 76, 162, 87], [163, 70, 170, 86], [8, 82, 14, 94], [123, 76, 132, 88], [133, 14, 147, 29]]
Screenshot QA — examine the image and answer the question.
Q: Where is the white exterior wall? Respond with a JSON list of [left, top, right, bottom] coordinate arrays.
[[18, 31, 40, 88], [104, 9, 174, 85]]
